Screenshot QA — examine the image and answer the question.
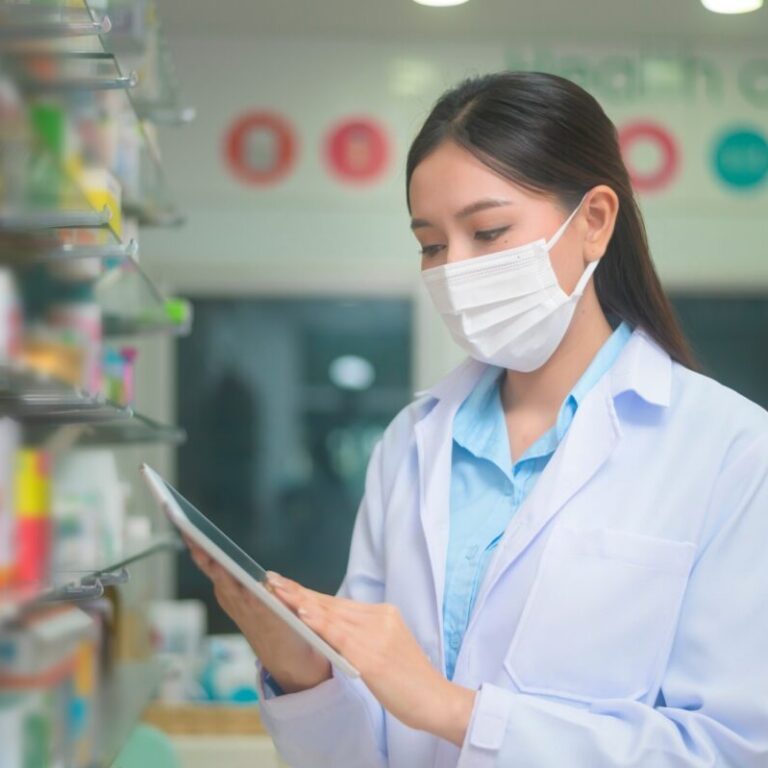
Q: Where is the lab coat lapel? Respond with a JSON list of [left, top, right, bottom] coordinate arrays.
[[415, 330, 672, 670], [469, 364, 622, 621], [414, 358, 486, 663]]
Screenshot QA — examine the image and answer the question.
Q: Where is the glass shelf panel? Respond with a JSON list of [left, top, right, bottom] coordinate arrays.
[[76, 412, 187, 446], [0, 534, 180, 627], [96, 254, 192, 338], [0, 2, 110, 46], [0, 362, 132, 422], [8, 50, 137, 94], [0, 364, 186, 446], [52, 533, 181, 582], [90, 0, 194, 125]]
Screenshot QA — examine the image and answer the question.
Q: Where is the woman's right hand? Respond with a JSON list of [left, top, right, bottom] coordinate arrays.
[[185, 537, 332, 694]]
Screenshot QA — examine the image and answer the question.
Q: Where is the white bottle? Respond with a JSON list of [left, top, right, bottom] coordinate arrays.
[[0, 267, 22, 364], [0, 417, 21, 588], [52, 449, 125, 569]]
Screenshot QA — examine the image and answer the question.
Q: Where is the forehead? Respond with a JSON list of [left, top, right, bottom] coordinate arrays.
[[408, 141, 532, 212]]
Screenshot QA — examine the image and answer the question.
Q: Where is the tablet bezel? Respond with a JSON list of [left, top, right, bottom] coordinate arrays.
[[140, 463, 360, 680]]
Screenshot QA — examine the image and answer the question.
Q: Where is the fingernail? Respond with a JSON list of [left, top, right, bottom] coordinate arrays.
[[297, 607, 310, 619], [266, 571, 285, 588]]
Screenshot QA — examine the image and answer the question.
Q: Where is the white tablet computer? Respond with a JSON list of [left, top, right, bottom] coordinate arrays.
[[140, 463, 359, 679]]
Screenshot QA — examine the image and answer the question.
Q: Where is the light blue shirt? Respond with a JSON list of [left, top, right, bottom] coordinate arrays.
[[443, 322, 633, 680]]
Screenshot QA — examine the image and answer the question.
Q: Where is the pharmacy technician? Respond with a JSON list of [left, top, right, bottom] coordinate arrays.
[[188, 72, 768, 767]]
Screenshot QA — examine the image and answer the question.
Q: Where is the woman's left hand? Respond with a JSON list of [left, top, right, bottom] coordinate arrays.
[[266, 571, 476, 747]]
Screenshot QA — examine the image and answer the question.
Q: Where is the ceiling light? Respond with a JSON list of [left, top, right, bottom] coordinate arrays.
[[701, 0, 763, 13], [413, 0, 470, 7]]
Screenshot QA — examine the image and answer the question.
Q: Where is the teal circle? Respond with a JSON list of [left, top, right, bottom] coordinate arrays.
[[713, 128, 768, 189]]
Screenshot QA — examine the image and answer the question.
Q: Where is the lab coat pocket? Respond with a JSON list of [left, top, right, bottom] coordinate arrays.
[[504, 526, 696, 703]]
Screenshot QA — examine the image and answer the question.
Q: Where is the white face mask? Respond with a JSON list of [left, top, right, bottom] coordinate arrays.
[[421, 195, 598, 373]]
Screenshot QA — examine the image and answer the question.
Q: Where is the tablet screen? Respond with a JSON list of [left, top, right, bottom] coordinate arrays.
[[163, 479, 268, 584]]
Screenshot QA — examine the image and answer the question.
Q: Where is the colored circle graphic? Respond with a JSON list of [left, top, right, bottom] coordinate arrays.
[[618, 121, 679, 193], [325, 118, 390, 183], [224, 111, 297, 185], [712, 128, 768, 190]]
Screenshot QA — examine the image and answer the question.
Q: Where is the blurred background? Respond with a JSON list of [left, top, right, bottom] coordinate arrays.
[[0, 0, 766, 766]]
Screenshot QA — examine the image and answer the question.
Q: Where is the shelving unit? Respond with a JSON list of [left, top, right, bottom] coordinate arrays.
[[0, 2, 192, 765]]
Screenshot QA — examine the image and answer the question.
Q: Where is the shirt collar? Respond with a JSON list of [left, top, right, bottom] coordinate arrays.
[[415, 323, 672, 410], [570, 321, 633, 407], [452, 363, 507, 466], [452, 322, 635, 465]]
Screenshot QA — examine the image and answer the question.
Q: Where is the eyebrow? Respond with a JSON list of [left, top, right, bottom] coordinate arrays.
[[410, 198, 514, 230]]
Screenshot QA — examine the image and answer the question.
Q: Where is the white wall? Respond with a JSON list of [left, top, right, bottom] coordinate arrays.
[[139, 35, 768, 431]]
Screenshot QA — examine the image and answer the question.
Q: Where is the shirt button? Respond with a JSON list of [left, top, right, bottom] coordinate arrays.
[[449, 632, 461, 650]]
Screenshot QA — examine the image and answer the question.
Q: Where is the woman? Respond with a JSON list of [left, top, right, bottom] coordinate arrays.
[[188, 72, 768, 767]]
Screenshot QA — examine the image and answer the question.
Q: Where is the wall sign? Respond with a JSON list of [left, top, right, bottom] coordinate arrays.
[[713, 126, 768, 189], [224, 111, 297, 185], [619, 121, 679, 193], [324, 118, 390, 184]]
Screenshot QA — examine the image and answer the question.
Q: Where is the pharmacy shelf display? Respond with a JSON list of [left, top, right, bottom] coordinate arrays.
[[0, 2, 193, 766]]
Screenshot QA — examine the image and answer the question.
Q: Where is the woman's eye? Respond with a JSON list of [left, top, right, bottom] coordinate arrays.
[[475, 226, 510, 242], [419, 244, 445, 257]]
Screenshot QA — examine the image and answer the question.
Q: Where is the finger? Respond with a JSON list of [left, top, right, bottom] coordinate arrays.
[[274, 588, 381, 626], [265, 573, 333, 603], [266, 573, 379, 615], [188, 544, 209, 567], [270, 582, 334, 617], [270, 585, 359, 626], [297, 601, 357, 655], [184, 537, 208, 563], [210, 565, 242, 593], [189, 549, 217, 579], [184, 538, 213, 569]]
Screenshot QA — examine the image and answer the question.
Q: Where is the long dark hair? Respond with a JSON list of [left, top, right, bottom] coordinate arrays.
[[406, 71, 698, 370]]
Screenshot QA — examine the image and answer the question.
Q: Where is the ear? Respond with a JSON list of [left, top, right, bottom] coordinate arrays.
[[582, 185, 619, 263]]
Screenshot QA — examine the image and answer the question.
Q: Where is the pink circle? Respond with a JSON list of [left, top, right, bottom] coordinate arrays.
[[618, 121, 679, 193], [325, 118, 390, 183]]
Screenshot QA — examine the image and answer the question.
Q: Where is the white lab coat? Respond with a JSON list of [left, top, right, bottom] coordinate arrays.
[[255, 328, 768, 767]]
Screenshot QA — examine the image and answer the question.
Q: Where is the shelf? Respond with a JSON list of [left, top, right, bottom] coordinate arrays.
[[0, 48, 183, 241], [0, 582, 56, 627], [0, 3, 111, 45], [96, 254, 192, 338], [54, 533, 182, 581], [99, 658, 166, 768], [77, 413, 187, 446], [1, 0, 194, 129], [0, 363, 133, 423], [0, 534, 181, 628], [13, 238, 138, 267], [0, 364, 186, 445], [102, 314, 190, 338], [7, 50, 137, 94], [0, 121, 123, 254], [122, 200, 186, 228], [90, 0, 195, 127], [0, 4, 187, 766], [0, 206, 112, 233], [0, 239, 190, 336]]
